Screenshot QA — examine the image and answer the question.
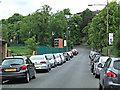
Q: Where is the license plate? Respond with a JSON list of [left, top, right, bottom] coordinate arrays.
[[5, 69, 16, 71], [36, 67, 40, 69]]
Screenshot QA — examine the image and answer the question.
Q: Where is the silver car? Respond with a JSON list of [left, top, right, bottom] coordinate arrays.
[[67, 51, 74, 58], [99, 57, 120, 89], [94, 56, 109, 78], [44, 54, 57, 68], [54, 53, 62, 65], [57, 53, 66, 63], [30, 55, 51, 72]]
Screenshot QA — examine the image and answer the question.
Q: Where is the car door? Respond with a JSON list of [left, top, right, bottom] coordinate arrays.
[[100, 58, 109, 86], [28, 58, 35, 76], [100, 58, 111, 86], [25, 58, 33, 78]]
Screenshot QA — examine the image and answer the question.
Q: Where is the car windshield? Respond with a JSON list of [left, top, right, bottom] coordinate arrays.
[[30, 56, 44, 60], [46, 55, 53, 59], [2, 59, 24, 65], [113, 60, 120, 70], [55, 54, 59, 58]]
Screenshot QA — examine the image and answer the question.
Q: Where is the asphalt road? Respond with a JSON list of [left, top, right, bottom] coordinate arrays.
[[2, 47, 99, 88]]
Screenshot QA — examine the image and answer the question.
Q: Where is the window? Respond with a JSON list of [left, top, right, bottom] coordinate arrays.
[[104, 58, 111, 68], [113, 60, 120, 70], [30, 56, 44, 60], [2, 58, 23, 65]]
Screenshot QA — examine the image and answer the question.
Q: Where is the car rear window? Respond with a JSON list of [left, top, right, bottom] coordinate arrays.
[[2, 58, 24, 65], [30, 56, 44, 60], [113, 60, 120, 70]]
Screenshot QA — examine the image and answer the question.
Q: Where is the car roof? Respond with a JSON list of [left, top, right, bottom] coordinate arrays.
[[4, 56, 27, 60], [30, 55, 45, 58], [111, 57, 120, 61]]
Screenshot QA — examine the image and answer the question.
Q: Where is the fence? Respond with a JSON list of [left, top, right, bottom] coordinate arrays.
[[37, 46, 71, 55], [10, 44, 25, 47], [9, 44, 71, 55]]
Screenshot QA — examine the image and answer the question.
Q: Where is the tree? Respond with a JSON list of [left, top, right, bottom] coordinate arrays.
[[49, 11, 67, 46], [24, 36, 40, 51], [81, 8, 96, 30], [88, 1, 119, 52], [63, 8, 72, 15], [69, 14, 82, 45]]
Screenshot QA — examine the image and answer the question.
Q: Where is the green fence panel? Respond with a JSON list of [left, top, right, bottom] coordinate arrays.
[[10, 44, 25, 47], [37, 46, 71, 55]]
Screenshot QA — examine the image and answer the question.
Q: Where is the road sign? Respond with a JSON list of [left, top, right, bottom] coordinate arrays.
[[64, 40, 66, 46], [109, 33, 113, 45]]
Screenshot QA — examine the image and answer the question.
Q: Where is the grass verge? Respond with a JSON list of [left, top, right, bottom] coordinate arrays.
[[7, 46, 32, 56], [102, 46, 117, 56]]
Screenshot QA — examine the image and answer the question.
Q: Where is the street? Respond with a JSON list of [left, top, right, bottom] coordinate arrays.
[[2, 47, 99, 88]]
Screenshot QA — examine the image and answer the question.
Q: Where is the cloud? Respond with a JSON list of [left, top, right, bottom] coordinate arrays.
[[0, 0, 118, 19]]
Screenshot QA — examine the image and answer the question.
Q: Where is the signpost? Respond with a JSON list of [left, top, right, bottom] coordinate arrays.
[[109, 33, 113, 45]]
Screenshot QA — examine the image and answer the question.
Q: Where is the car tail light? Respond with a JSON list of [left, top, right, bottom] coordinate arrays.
[[0, 69, 1, 72], [110, 86, 113, 88], [20, 65, 27, 71], [107, 71, 117, 78], [40, 61, 46, 64]]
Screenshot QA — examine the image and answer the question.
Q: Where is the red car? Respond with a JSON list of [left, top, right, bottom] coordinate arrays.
[[72, 49, 78, 55]]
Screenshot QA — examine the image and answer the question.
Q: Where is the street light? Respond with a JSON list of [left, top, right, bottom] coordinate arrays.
[[88, 0, 109, 56]]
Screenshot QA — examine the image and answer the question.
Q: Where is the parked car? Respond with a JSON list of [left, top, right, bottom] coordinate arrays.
[[91, 54, 101, 73], [99, 57, 120, 89], [57, 53, 66, 63], [53, 53, 62, 65], [0, 56, 36, 83], [72, 49, 78, 55], [93, 56, 109, 78], [30, 55, 51, 72], [89, 51, 97, 60], [52, 54, 58, 66], [44, 54, 56, 68], [67, 51, 74, 58], [63, 52, 70, 61]]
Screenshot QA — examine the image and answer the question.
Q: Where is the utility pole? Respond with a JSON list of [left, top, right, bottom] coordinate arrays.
[[106, 0, 109, 56], [66, 25, 68, 52]]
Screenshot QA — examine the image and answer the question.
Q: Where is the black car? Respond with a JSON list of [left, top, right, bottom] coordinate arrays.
[[0, 56, 36, 83]]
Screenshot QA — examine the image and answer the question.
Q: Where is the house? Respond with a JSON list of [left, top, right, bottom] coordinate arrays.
[[0, 39, 7, 63]]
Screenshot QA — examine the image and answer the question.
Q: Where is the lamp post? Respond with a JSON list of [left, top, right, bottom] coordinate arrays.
[[65, 15, 71, 52], [88, 0, 109, 56]]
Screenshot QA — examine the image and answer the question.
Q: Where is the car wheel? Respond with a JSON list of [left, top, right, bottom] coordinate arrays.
[[99, 83, 102, 90], [91, 68, 93, 73], [32, 69, 36, 79], [93, 70, 95, 75], [24, 72, 30, 83]]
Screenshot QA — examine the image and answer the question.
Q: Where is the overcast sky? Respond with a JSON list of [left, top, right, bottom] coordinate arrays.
[[0, 0, 119, 19]]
